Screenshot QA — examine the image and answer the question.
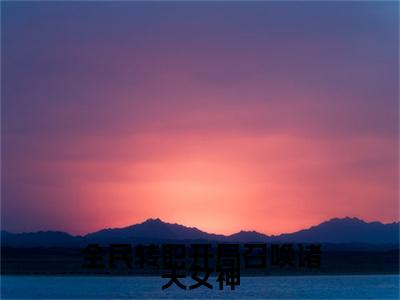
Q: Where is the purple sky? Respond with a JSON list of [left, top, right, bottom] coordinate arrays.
[[1, 1, 398, 235]]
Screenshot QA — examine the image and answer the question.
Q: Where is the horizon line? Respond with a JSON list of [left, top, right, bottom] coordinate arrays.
[[2, 216, 399, 237]]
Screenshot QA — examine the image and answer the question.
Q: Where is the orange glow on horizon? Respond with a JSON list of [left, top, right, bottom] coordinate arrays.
[[55, 132, 398, 236]]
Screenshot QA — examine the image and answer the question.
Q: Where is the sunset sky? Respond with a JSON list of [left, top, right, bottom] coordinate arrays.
[[2, 1, 398, 235]]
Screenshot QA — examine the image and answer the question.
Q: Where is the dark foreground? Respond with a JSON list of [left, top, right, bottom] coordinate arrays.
[[1, 246, 399, 275], [1, 275, 399, 299]]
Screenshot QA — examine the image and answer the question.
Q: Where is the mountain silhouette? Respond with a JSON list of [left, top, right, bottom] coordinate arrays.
[[84, 218, 226, 243], [1, 217, 398, 247], [0, 230, 83, 248], [271, 217, 399, 244]]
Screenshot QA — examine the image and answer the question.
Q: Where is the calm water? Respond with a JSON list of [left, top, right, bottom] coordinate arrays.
[[1, 275, 399, 299]]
